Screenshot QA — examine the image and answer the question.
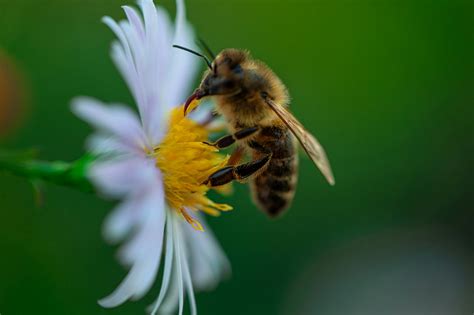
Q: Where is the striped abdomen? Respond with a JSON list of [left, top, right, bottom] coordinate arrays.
[[248, 126, 298, 217]]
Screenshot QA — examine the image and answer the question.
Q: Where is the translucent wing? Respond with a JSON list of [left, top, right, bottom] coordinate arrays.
[[264, 97, 335, 185]]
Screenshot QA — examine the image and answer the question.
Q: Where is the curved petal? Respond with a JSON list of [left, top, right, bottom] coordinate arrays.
[[85, 134, 136, 156], [102, 16, 146, 123], [170, 215, 185, 315], [99, 176, 166, 307], [103, 0, 178, 146], [103, 184, 160, 244], [71, 97, 148, 152], [156, 259, 180, 315], [160, 0, 200, 111], [148, 213, 187, 315], [103, 0, 200, 146], [149, 214, 230, 315], [148, 210, 175, 315], [184, 215, 231, 290], [180, 234, 197, 315]]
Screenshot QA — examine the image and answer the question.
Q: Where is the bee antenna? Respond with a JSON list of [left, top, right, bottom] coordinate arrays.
[[196, 38, 216, 60], [172, 44, 212, 69]]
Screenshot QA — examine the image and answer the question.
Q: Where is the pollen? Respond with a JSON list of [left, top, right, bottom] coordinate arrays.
[[153, 105, 232, 231]]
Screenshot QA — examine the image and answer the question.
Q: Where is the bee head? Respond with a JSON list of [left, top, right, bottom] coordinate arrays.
[[196, 49, 246, 97], [180, 48, 248, 115]]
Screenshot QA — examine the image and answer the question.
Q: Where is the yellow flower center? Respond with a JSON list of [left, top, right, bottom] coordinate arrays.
[[153, 105, 232, 231]]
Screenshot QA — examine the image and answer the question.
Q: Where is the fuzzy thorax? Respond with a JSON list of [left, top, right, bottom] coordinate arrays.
[[152, 106, 232, 231]]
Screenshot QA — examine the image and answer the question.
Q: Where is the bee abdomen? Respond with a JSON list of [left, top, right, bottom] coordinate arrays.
[[251, 155, 298, 217]]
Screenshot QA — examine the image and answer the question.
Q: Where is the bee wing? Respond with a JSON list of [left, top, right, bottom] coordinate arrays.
[[264, 97, 335, 185]]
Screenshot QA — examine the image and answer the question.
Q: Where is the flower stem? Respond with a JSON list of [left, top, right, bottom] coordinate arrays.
[[0, 150, 94, 193]]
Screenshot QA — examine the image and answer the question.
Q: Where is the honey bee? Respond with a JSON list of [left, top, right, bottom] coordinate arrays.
[[174, 45, 335, 217]]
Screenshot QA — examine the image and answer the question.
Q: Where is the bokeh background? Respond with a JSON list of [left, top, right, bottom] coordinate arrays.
[[0, 0, 473, 314]]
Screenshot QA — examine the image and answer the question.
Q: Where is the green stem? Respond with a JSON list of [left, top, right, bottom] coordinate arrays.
[[0, 153, 95, 193]]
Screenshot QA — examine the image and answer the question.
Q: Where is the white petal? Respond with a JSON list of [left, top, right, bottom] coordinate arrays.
[[149, 210, 175, 315], [185, 215, 231, 290], [71, 97, 147, 152], [138, 0, 170, 144], [103, 14, 158, 145], [103, 182, 162, 244], [148, 213, 228, 315], [102, 0, 199, 145], [106, 0, 173, 145], [99, 179, 166, 307], [102, 16, 146, 115], [109, 39, 143, 117], [122, 6, 145, 41], [161, 0, 200, 110], [153, 6, 173, 98], [174, 218, 185, 315], [103, 197, 138, 245], [89, 156, 156, 199], [180, 234, 197, 315], [157, 261, 180, 315], [85, 134, 134, 156], [164, 27, 200, 108], [146, 214, 185, 315]]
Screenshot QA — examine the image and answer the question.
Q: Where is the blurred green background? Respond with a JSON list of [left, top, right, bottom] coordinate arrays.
[[0, 0, 473, 314]]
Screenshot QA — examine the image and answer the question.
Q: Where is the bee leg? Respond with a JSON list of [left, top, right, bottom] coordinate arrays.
[[204, 126, 259, 149], [203, 153, 272, 187]]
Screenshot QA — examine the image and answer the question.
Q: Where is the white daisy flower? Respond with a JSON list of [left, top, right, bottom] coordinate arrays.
[[71, 0, 231, 314]]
